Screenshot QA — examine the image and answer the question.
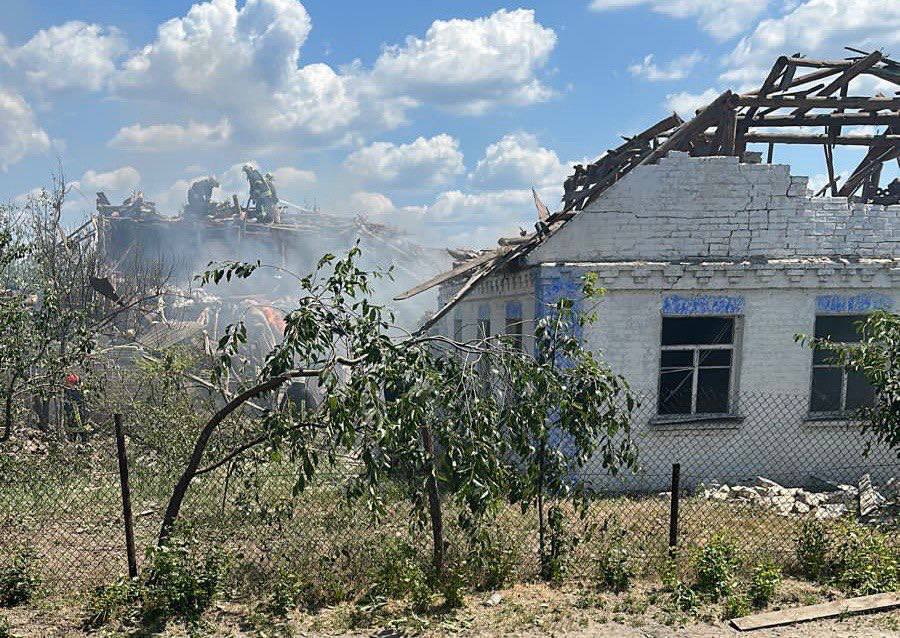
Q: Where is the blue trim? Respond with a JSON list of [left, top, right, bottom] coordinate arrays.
[[662, 294, 745, 316], [816, 293, 893, 314]]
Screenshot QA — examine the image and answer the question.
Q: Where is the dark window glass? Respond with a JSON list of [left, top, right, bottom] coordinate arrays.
[[699, 349, 732, 367], [810, 368, 843, 412], [453, 317, 463, 341], [845, 371, 876, 410], [479, 320, 491, 338], [814, 315, 866, 342], [658, 369, 693, 414], [696, 369, 730, 413], [661, 350, 693, 367], [811, 315, 875, 413], [662, 317, 734, 346]]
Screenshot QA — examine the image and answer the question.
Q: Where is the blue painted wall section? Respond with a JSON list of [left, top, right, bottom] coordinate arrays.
[[505, 300, 523, 319], [816, 293, 894, 314], [534, 266, 585, 341], [662, 294, 745, 316]]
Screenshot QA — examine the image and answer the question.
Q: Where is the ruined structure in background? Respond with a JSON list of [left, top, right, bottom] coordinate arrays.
[[398, 48, 900, 491], [96, 191, 158, 218], [402, 48, 900, 330], [88, 163, 449, 363]]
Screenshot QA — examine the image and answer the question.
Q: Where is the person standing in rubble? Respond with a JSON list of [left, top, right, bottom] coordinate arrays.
[[242, 165, 280, 223]]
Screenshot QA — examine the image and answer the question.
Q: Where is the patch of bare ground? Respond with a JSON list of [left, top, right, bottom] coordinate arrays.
[[3, 579, 899, 637]]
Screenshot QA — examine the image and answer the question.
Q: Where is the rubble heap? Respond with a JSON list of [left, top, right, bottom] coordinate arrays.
[[698, 474, 900, 523]]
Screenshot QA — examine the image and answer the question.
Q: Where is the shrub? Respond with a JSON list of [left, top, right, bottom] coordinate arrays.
[[366, 537, 431, 609], [693, 534, 740, 600], [591, 518, 634, 593], [795, 519, 898, 595], [795, 519, 830, 581], [748, 562, 781, 608], [724, 593, 750, 619], [264, 562, 350, 617], [141, 540, 227, 626], [0, 551, 39, 608], [829, 521, 898, 595], [465, 527, 517, 591], [0, 615, 9, 638], [82, 578, 141, 629], [82, 536, 226, 631]]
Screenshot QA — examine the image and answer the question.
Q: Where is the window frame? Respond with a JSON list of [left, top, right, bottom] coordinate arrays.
[[808, 313, 874, 415], [657, 315, 740, 417]]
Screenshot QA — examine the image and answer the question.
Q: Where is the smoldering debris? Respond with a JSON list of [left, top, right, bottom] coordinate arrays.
[[95, 165, 451, 330]]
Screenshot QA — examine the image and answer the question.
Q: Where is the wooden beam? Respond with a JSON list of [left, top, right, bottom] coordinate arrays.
[[743, 112, 899, 127], [792, 51, 882, 115], [824, 143, 837, 196], [736, 96, 900, 110], [745, 56, 788, 120], [393, 249, 506, 300], [638, 91, 737, 167], [720, 109, 737, 155], [743, 133, 900, 145], [747, 67, 843, 95], [730, 592, 900, 632]]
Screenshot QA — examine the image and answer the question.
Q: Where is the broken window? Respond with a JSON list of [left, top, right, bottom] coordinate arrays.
[[810, 315, 875, 413], [658, 317, 735, 416], [453, 312, 464, 342], [505, 301, 523, 351]]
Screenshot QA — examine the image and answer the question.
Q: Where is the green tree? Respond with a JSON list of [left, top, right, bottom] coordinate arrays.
[[157, 247, 638, 577]]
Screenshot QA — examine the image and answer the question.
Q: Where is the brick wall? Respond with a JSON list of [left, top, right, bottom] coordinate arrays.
[[528, 152, 900, 263]]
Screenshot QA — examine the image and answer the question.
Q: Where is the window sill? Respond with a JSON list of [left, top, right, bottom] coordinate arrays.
[[649, 414, 744, 430], [804, 412, 862, 424]]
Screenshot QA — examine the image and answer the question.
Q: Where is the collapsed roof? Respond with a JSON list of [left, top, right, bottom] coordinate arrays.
[[399, 48, 900, 334]]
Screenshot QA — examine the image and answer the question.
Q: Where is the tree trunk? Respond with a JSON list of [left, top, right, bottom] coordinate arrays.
[[157, 371, 314, 545], [537, 438, 548, 580], [419, 424, 445, 574]]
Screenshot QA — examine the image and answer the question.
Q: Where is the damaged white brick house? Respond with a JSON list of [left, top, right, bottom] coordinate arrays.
[[398, 52, 900, 491]]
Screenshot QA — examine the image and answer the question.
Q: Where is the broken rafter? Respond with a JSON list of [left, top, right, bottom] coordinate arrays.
[[735, 96, 900, 110], [742, 133, 900, 145], [743, 112, 898, 127], [791, 50, 883, 116], [639, 91, 738, 167]]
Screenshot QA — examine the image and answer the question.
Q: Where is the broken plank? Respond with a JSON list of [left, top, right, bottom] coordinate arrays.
[[730, 592, 900, 632], [393, 248, 506, 300]]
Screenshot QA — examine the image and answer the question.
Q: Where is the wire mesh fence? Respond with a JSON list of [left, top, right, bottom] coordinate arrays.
[[2, 391, 899, 595]]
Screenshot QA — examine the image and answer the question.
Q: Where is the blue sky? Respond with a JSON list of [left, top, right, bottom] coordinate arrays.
[[0, 0, 897, 248]]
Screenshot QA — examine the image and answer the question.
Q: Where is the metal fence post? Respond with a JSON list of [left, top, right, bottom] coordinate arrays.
[[114, 413, 138, 579], [669, 462, 681, 550]]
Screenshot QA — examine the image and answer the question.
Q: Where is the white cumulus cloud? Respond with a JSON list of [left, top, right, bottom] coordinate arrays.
[[349, 191, 395, 214], [343, 134, 464, 188], [108, 119, 232, 151], [628, 52, 703, 81], [79, 166, 141, 194], [2, 21, 126, 92], [589, 0, 769, 41], [469, 132, 568, 189], [370, 8, 557, 115], [721, 0, 900, 92], [664, 87, 720, 117], [0, 88, 50, 170]]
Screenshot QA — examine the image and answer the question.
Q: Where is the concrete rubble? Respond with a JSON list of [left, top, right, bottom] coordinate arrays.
[[696, 474, 900, 523]]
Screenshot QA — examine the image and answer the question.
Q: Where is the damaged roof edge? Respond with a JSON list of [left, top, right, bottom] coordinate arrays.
[[404, 47, 900, 336]]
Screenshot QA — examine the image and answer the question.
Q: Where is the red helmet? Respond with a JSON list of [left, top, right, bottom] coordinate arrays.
[[65, 373, 80, 387]]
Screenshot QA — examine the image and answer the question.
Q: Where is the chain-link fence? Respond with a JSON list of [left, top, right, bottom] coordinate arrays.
[[2, 391, 899, 595]]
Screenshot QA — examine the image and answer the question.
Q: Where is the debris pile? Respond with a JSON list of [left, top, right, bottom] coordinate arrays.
[[697, 474, 900, 523]]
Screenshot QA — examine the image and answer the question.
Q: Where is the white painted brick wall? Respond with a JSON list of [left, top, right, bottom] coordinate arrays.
[[529, 152, 900, 264]]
